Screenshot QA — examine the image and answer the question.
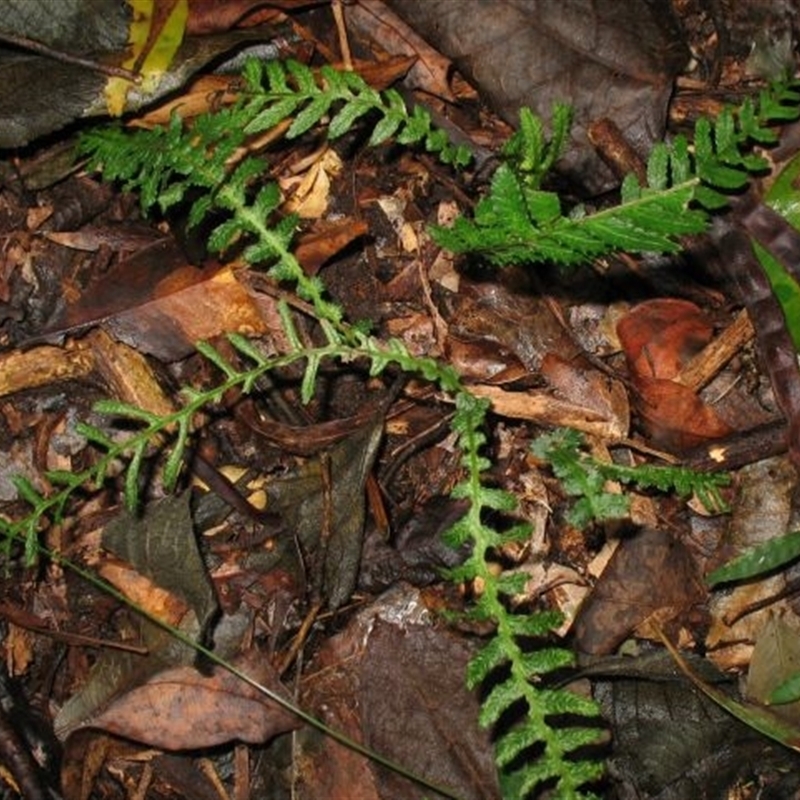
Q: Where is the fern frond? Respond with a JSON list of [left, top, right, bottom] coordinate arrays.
[[239, 58, 472, 166], [432, 77, 800, 267], [532, 428, 730, 527]]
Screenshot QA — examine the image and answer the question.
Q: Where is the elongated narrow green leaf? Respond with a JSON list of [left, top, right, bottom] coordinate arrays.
[[195, 341, 240, 379], [12, 476, 44, 508], [707, 530, 800, 586], [124, 443, 147, 511], [93, 400, 161, 424]]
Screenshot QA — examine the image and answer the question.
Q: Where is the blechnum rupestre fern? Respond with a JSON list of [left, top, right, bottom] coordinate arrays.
[[4, 58, 797, 798], [531, 428, 730, 530], [431, 79, 800, 265]]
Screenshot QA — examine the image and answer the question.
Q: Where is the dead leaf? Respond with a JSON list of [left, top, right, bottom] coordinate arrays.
[[0, 3, 279, 147], [281, 147, 343, 218], [346, 0, 455, 100], [747, 612, 800, 724], [574, 526, 706, 655], [617, 299, 732, 451], [445, 335, 528, 383], [707, 456, 798, 669], [294, 218, 369, 275], [301, 585, 499, 800], [186, 0, 323, 35], [79, 654, 298, 750], [541, 352, 630, 436], [35, 238, 267, 361], [634, 376, 733, 451], [265, 417, 385, 608], [96, 557, 191, 627], [54, 494, 219, 741], [384, 0, 688, 194], [617, 299, 714, 380]]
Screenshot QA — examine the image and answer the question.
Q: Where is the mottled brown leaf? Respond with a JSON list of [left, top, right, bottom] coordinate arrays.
[[36, 238, 267, 361], [81, 655, 298, 750], [574, 526, 705, 655], [385, 0, 688, 194], [301, 587, 499, 800]]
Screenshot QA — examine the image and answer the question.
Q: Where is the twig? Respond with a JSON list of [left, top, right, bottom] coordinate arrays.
[[0, 31, 141, 83]]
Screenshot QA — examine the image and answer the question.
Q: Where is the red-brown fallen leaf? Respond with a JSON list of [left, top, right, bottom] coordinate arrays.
[[294, 218, 369, 275], [634, 376, 732, 451], [37, 238, 268, 361], [185, 0, 319, 35], [617, 300, 731, 451], [345, 0, 455, 100], [74, 653, 298, 751], [616, 298, 714, 380]]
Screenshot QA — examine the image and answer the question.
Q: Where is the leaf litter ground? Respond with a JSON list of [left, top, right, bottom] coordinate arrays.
[[2, 2, 800, 799]]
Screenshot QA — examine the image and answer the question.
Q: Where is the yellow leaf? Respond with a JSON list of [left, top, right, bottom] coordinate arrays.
[[105, 0, 188, 117]]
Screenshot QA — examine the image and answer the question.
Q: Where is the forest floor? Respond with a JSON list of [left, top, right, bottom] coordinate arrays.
[[2, 2, 800, 799]]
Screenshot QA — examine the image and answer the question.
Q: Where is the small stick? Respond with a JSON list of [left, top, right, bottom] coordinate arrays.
[[0, 31, 141, 83]]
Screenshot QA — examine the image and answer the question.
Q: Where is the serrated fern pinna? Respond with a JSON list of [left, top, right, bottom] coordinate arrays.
[[431, 80, 800, 266]]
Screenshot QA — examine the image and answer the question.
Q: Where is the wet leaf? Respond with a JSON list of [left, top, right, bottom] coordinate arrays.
[[707, 529, 800, 586], [265, 417, 385, 609], [83, 654, 298, 750], [593, 648, 800, 799], [748, 613, 800, 718], [105, 0, 189, 116], [34, 238, 267, 361], [301, 586, 499, 800], [0, 1, 277, 148], [574, 526, 705, 655], [617, 300, 732, 451], [385, 0, 688, 194]]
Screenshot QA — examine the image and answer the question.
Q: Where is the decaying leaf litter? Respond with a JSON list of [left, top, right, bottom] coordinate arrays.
[[2, 1, 800, 798]]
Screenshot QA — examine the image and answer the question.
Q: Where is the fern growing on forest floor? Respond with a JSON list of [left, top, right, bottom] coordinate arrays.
[[431, 80, 800, 265], [532, 428, 730, 529], [4, 58, 800, 798]]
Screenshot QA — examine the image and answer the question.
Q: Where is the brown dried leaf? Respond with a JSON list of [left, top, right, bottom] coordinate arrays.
[[574, 526, 705, 655], [541, 352, 629, 436], [346, 0, 455, 99], [616, 299, 714, 381], [301, 587, 499, 800], [633, 376, 733, 451], [294, 218, 369, 275], [79, 655, 298, 750], [617, 300, 731, 451], [38, 239, 267, 361], [385, 0, 688, 194]]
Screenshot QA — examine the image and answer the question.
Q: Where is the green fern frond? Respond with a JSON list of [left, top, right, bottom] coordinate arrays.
[[443, 395, 605, 798], [532, 428, 730, 527], [239, 58, 472, 166], [431, 78, 800, 266]]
